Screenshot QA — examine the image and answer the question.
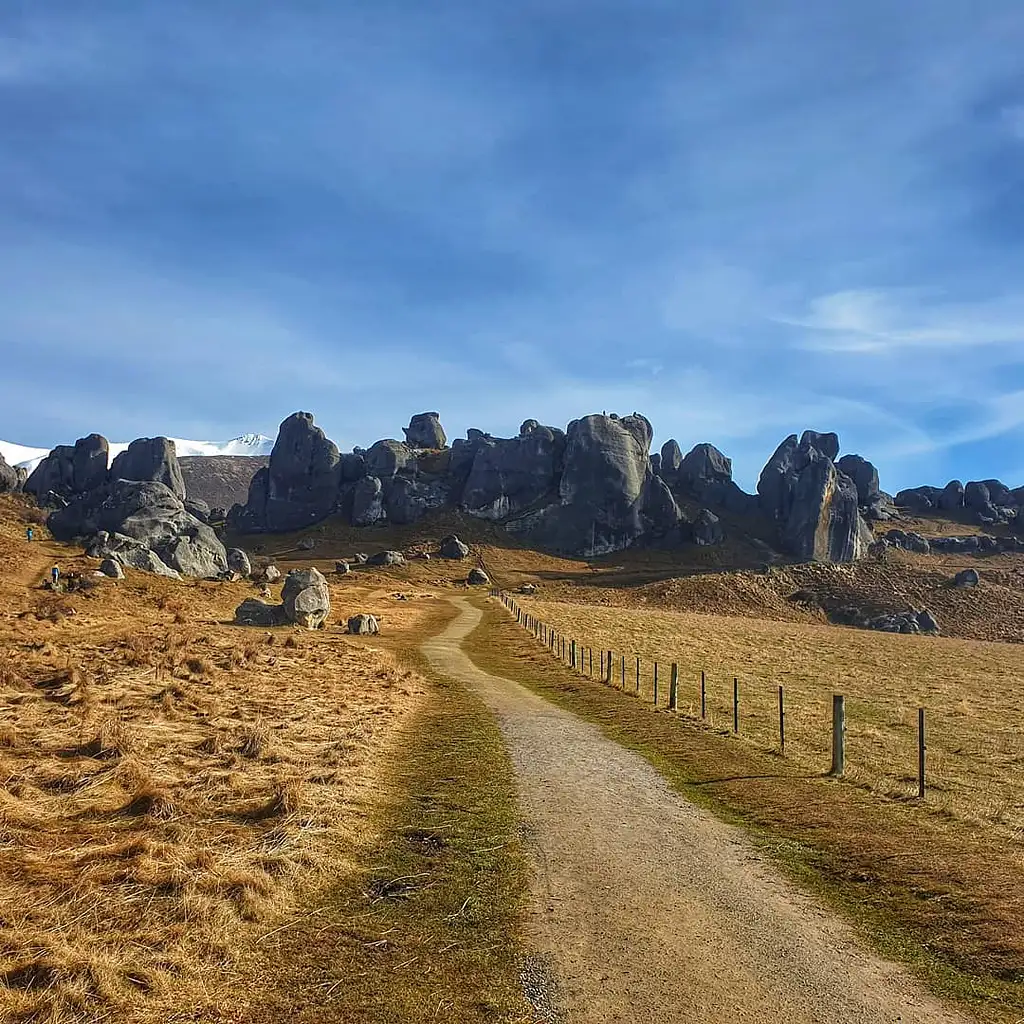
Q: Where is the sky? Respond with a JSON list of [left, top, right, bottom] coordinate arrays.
[[1, 1, 1023, 493]]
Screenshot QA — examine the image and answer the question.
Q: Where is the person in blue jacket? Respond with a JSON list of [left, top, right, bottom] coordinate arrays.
[[26, 526, 33, 542]]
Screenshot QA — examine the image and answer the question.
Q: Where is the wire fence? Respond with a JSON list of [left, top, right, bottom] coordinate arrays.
[[490, 590, 1024, 834]]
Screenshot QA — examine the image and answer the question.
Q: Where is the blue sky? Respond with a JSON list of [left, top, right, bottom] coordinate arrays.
[[1, 1, 1023, 492]]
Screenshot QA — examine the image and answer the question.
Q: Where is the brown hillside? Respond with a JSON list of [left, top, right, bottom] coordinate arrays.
[[179, 455, 267, 510]]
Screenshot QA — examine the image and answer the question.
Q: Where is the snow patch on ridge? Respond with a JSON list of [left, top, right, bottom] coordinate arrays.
[[0, 434, 274, 473]]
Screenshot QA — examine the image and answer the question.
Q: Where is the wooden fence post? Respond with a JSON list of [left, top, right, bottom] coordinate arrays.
[[607, 651, 613, 685], [589, 648, 592, 676], [669, 663, 678, 711], [653, 663, 658, 706], [635, 656, 640, 695], [830, 695, 846, 776], [778, 685, 785, 753], [620, 655, 625, 690], [600, 650, 604, 678], [918, 707, 926, 799], [733, 678, 739, 733], [700, 671, 706, 719]]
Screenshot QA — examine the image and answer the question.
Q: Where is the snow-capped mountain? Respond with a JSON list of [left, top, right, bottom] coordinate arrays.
[[0, 434, 274, 473]]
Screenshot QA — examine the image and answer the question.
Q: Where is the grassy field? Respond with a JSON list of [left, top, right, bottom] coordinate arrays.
[[511, 596, 1024, 839], [466, 597, 1024, 1022]]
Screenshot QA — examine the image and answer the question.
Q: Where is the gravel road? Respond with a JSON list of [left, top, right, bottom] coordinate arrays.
[[423, 598, 974, 1024]]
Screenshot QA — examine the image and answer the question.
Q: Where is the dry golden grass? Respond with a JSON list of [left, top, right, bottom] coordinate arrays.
[[0, 498, 435, 1022], [517, 597, 1024, 839]]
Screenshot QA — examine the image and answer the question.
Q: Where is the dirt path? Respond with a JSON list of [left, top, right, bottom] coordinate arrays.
[[423, 598, 974, 1024]]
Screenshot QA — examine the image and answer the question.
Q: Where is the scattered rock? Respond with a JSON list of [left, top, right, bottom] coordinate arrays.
[[234, 598, 286, 627], [403, 412, 447, 450], [467, 567, 489, 585], [335, 560, 350, 574], [347, 613, 380, 635], [367, 550, 406, 567], [916, 609, 940, 633], [352, 553, 369, 565], [351, 476, 386, 526], [297, 537, 317, 551], [519, 583, 537, 595], [226, 548, 252, 577], [439, 534, 470, 559], [281, 567, 331, 629], [953, 568, 980, 588], [264, 564, 282, 583], [98, 558, 124, 579]]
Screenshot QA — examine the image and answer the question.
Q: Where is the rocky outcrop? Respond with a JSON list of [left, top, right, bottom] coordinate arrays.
[[367, 550, 406, 567], [467, 567, 489, 585], [757, 433, 870, 562], [232, 413, 341, 532], [234, 598, 285, 626], [110, 438, 185, 498], [351, 476, 386, 526], [505, 413, 667, 556], [53, 480, 226, 578], [403, 412, 447, 450], [26, 434, 110, 500], [953, 568, 980, 587], [691, 509, 723, 546], [461, 421, 564, 519]]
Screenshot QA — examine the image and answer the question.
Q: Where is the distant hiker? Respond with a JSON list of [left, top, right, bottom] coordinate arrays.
[[51, 566, 60, 587], [26, 526, 33, 542]]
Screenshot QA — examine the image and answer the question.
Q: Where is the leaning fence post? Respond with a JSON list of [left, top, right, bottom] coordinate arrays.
[[830, 694, 846, 776], [700, 671, 706, 719], [669, 663, 678, 711], [733, 677, 739, 733], [778, 685, 785, 753], [918, 707, 926, 799], [653, 663, 658, 706]]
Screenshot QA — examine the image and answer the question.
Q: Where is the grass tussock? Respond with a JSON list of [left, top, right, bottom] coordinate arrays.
[[0, 537, 426, 1024]]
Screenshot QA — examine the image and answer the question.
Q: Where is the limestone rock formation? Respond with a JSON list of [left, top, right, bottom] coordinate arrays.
[[98, 558, 124, 579], [692, 509, 723, 546], [234, 598, 285, 626], [757, 433, 870, 562], [467, 567, 489, 585], [367, 550, 406, 567], [281, 567, 331, 628], [505, 413, 661, 556], [460, 421, 564, 519], [110, 438, 185, 498], [233, 413, 341, 532], [26, 434, 110, 500], [403, 412, 447, 450]]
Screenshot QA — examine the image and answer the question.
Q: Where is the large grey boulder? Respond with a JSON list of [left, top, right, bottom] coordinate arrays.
[[26, 434, 111, 500], [461, 421, 565, 519], [836, 454, 880, 506], [98, 557, 124, 579], [351, 476, 386, 526], [678, 443, 733, 492], [347, 613, 379, 635], [281, 567, 331, 628], [757, 433, 869, 562], [953, 568, 980, 588], [938, 480, 965, 511], [659, 440, 683, 480], [226, 548, 252, 577], [384, 475, 448, 525], [367, 550, 406, 567], [233, 413, 341, 532], [895, 486, 942, 512], [403, 412, 447, 450], [439, 534, 470, 559], [110, 437, 185, 499], [234, 598, 286, 627], [964, 481, 991, 509], [505, 413, 655, 556], [467, 567, 489, 585], [983, 479, 1013, 506], [365, 439, 414, 479], [50, 479, 227, 577]]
